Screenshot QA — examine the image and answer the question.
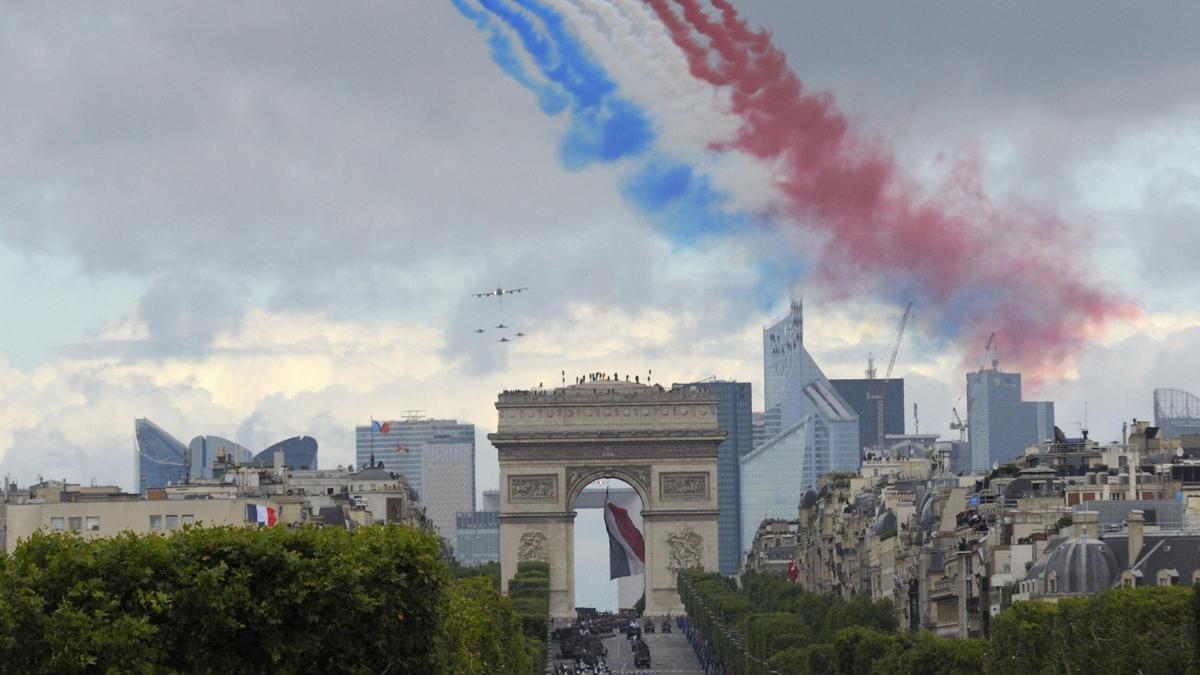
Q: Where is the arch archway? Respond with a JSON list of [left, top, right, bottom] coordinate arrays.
[[491, 380, 723, 618]]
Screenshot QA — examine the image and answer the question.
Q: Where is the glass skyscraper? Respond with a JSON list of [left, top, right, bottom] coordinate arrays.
[[249, 436, 318, 470], [135, 418, 190, 491], [966, 367, 1055, 471], [674, 380, 752, 575], [137, 420, 320, 492], [739, 299, 860, 555], [455, 510, 500, 566]]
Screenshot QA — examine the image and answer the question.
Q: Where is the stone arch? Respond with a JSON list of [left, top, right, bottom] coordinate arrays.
[[565, 465, 651, 512], [491, 381, 723, 618]]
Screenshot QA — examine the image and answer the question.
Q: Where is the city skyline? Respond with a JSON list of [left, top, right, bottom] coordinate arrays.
[[0, 3, 1197, 503]]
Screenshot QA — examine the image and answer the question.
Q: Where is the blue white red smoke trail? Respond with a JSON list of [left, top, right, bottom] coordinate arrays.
[[453, 0, 1135, 378]]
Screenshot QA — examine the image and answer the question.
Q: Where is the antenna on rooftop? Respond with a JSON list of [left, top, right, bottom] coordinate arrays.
[[400, 410, 425, 422]]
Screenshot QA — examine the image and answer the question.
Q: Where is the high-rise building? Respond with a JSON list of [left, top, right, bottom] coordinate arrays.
[[135, 419, 190, 491], [740, 299, 860, 555], [1154, 389, 1200, 439], [355, 417, 475, 539], [966, 366, 1055, 471], [249, 437, 318, 471], [137, 420, 320, 492], [673, 380, 752, 575], [830, 378, 905, 451], [455, 510, 499, 566], [186, 436, 253, 480]]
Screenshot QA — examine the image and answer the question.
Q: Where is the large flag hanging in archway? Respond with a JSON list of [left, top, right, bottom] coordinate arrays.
[[604, 501, 645, 579]]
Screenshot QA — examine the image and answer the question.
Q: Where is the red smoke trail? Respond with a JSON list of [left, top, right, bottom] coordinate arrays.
[[646, 0, 1135, 380]]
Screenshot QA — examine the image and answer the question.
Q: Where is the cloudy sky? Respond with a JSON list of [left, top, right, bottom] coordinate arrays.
[[1, 1, 1198, 606]]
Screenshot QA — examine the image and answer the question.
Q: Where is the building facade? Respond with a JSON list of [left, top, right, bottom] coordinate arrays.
[[422, 440, 476, 541], [966, 367, 1055, 472], [831, 378, 905, 451], [455, 510, 500, 566], [760, 299, 861, 484], [674, 380, 753, 575], [740, 299, 860, 555]]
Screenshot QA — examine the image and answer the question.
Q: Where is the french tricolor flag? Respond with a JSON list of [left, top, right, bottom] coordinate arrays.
[[604, 501, 645, 579], [246, 504, 278, 527]]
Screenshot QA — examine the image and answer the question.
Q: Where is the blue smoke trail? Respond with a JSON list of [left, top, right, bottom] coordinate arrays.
[[451, 0, 789, 281]]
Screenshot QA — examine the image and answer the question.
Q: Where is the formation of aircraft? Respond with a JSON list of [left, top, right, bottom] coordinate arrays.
[[471, 285, 528, 344]]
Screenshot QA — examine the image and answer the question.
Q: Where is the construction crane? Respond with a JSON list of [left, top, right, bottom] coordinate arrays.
[[950, 407, 967, 442], [867, 302, 913, 449]]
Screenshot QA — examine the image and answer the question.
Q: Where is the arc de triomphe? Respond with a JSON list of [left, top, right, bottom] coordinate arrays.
[[491, 380, 723, 618]]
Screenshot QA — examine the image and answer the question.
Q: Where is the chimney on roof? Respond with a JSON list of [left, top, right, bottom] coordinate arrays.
[[1127, 510, 1145, 563], [1073, 511, 1100, 539]]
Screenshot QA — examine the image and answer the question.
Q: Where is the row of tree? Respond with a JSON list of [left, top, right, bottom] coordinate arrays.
[[0, 525, 534, 674], [679, 570, 1200, 675], [507, 560, 552, 670]]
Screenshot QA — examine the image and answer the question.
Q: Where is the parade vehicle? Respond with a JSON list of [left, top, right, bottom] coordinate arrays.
[[632, 638, 651, 668]]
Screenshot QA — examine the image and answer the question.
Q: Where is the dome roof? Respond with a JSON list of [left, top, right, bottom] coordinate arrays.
[[872, 509, 897, 537], [1039, 536, 1120, 594], [800, 489, 819, 509]]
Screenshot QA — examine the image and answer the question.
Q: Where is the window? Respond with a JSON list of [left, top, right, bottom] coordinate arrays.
[[165, 515, 179, 530], [50, 517, 65, 531], [86, 516, 100, 532], [149, 515, 163, 531], [182, 514, 195, 526], [68, 517, 82, 532]]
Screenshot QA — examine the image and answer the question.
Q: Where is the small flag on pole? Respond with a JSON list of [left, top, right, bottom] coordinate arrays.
[[372, 421, 390, 434]]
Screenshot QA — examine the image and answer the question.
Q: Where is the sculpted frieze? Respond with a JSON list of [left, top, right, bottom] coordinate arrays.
[[661, 472, 709, 500], [508, 474, 558, 501], [666, 527, 704, 574], [518, 531, 548, 562]]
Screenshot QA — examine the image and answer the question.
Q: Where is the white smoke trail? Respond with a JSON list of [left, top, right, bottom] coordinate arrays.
[[555, 0, 737, 157], [551, 0, 778, 214]]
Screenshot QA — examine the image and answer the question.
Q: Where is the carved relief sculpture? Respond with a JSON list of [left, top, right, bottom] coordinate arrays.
[[518, 531, 548, 562], [666, 528, 704, 574], [509, 475, 557, 501], [661, 472, 709, 499]]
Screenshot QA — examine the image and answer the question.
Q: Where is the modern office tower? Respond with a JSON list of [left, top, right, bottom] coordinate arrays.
[[739, 299, 860, 555], [186, 436, 253, 479], [354, 417, 475, 536], [673, 380, 753, 575], [966, 366, 1055, 471], [1154, 389, 1200, 438], [423, 440, 476, 541], [249, 436, 318, 470], [137, 421, 318, 491], [136, 418, 190, 492], [830, 378, 906, 451], [455, 510, 500, 566]]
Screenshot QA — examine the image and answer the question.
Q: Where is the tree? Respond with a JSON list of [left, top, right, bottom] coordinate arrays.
[[0, 525, 533, 674]]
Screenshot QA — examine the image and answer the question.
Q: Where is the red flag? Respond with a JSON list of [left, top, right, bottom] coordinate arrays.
[[267, 507, 278, 527], [787, 559, 799, 583], [380, 422, 390, 434]]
